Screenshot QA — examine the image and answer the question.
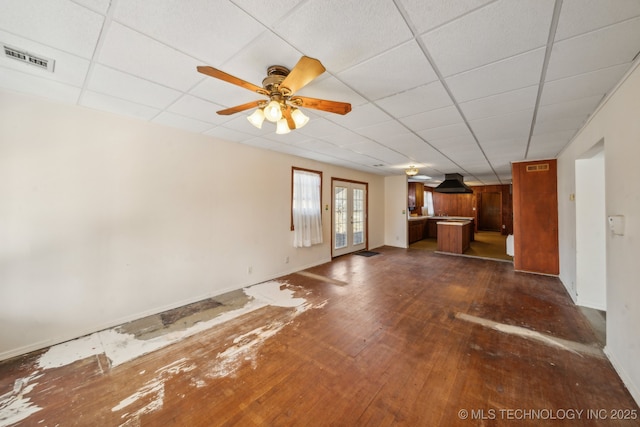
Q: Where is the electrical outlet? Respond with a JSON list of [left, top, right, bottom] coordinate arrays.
[[285, 256, 289, 264], [248, 266, 252, 274]]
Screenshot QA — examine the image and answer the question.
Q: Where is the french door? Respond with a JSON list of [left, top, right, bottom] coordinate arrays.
[[332, 179, 367, 257]]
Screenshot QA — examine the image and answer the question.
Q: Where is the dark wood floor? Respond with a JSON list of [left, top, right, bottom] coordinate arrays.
[[1, 246, 638, 426]]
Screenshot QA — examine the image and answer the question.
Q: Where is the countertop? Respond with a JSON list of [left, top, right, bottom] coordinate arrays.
[[408, 215, 474, 221]]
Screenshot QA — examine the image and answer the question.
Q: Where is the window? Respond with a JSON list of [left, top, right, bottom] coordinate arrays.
[[424, 190, 434, 216], [291, 167, 323, 247]]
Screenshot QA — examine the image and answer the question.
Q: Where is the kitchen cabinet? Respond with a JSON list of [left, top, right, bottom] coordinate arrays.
[[437, 221, 472, 254], [408, 182, 424, 215], [408, 218, 426, 243]]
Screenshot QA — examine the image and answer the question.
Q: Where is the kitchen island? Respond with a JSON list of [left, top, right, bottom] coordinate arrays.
[[437, 220, 472, 254]]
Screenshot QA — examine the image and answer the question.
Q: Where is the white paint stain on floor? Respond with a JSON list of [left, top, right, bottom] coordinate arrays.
[[0, 372, 43, 427], [112, 358, 195, 427], [0, 280, 325, 426]]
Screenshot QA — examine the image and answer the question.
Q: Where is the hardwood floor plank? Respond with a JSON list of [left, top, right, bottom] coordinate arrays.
[[1, 247, 638, 426]]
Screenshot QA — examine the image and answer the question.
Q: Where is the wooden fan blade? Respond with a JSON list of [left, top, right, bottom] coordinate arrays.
[[279, 56, 326, 95], [291, 96, 352, 115], [282, 106, 296, 130], [217, 100, 264, 115], [197, 66, 266, 95]]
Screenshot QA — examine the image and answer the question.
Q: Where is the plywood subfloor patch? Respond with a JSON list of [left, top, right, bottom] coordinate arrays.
[[119, 290, 249, 340], [456, 312, 605, 359]]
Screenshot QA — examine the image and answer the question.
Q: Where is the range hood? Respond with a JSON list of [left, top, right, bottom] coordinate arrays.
[[434, 173, 473, 194]]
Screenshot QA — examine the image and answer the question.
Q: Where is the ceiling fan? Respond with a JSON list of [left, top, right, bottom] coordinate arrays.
[[197, 56, 352, 134]]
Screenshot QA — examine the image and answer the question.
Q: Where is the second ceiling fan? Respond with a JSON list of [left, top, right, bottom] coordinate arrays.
[[197, 56, 351, 134]]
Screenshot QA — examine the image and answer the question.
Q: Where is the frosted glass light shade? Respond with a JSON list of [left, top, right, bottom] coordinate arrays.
[[247, 108, 265, 128], [264, 100, 282, 122], [276, 118, 291, 134], [291, 108, 309, 129]]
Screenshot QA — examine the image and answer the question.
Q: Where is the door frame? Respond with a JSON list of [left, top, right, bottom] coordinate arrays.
[[331, 177, 369, 258]]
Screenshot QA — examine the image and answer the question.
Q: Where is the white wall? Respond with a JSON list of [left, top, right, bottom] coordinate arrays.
[[0, 90, 385, 360], [557, 61, 640, 404], [384, 175, 408, 248], [575, 150, 606, 310]]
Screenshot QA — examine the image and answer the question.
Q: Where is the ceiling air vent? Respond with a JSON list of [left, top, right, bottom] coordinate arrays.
[[3, 44, 55, 72], [526, 163, 549, 172]]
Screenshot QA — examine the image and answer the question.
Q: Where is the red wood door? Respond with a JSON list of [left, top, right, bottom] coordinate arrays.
[[479, 192, 501, 231]]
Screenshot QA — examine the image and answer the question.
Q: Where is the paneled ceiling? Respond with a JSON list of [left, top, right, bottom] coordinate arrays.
[[2, 0, 640, 185]]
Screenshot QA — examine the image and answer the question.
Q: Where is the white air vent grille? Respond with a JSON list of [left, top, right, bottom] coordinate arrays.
[[526, 163, 549, 172], [3, 44, 55, 72]]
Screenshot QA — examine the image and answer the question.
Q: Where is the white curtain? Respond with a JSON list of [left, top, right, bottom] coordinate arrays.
[[293, 170, 323, 247]]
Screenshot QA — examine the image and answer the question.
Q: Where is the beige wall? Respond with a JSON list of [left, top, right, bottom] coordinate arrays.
[[557, 60, 640, 404], [0, 90, 386, 360]]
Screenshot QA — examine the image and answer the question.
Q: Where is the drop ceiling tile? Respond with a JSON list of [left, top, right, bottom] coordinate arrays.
[[482, 139, 527, 162], [151, 111, 214, 133], [417, 123, 474, 143], [87, 65, 182, 109], [528, 130, 577, 158], [536, 95, 603, 123], [98, 23, 203, 91], [74, 0, 111, 14], [555, 0, 640, 41], [231, 0, 304, 27], [326, 103, 392, 129], [403, 147, 458, 171], [422, 0, 554, 76], [0, 67, 81, 104], [114, 0, 265, 65], [167, 95, 231, 125], [334, 151, 384, 167], [297, 117, 348, 139], [356, 120, 411, 142], [459, 85, 539, 121], [0, 0, 103, 58], [400, 105, 464, 132], [376, 81, 453, 118], [329, 130, 374, 148], [541, 63, 629, 105], [295, 139, 342, 155], [338, 40, 438, 100], [80, 91, 161, 121], [398, 0, 494, 34], [446, 48, 545, 103], [532, 116, 585, 135], [273, 0, 413, 72], [545, 17, 640, 81], [204, 126, 254, 143], [469, 109, 534, 141], [0, 30, 91, 87], [379, 132, 429, 153]]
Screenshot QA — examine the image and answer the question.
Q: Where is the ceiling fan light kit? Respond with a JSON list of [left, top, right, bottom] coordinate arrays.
[[197, 56, 351, 134]]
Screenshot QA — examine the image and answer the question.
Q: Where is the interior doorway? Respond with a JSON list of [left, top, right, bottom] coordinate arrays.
[[478, 192, 501, 231], [332, 179, 368, 257], [575, 144, 607, 311]]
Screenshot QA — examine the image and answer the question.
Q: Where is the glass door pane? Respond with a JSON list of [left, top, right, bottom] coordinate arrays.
[[334, 186, 348, 250], [352, 188, 364, 245]]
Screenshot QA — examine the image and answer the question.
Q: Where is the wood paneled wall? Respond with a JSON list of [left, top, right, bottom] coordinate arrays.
[[512, 159, 559, 275], [424, 184, 513, 234]]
